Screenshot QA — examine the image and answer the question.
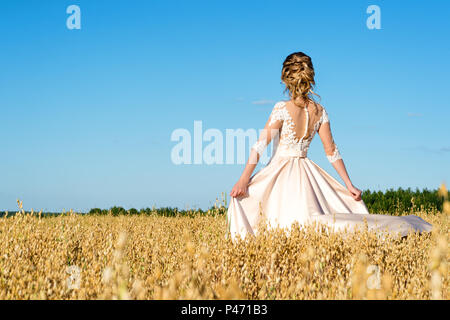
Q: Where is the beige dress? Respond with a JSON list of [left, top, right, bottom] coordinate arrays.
[[227, 101, 432, 239]]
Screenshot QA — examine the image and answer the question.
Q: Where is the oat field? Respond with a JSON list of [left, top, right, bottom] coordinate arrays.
[[0, 200, 447, 300]]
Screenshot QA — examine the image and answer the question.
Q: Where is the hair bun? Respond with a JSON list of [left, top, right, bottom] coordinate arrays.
[[281, 52, 318, 103]]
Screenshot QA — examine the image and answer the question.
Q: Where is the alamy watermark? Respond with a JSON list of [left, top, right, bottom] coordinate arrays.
[[66, 265, 81, 290], [64, 6, 380, 32], [366, 5, 381, 30], [66, 5, 81, 30], [170, 121, 279, 165], [366, 264, 381, 290]]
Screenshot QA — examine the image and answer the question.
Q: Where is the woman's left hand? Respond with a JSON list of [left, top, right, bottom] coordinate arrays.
[[347, 184, 362, 201]]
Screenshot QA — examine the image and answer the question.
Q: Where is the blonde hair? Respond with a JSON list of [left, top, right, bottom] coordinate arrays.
[[281, 52, 320, 105]]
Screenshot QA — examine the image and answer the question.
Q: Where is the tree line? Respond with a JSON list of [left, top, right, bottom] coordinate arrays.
[[1, 187, 447, 217]]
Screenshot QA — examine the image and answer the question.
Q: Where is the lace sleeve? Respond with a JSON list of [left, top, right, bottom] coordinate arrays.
[[251, 102, 285, 156], [318, 108, 342, 163]]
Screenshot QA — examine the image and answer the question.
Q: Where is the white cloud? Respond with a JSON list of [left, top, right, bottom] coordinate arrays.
[[414, 146, 450, 154], [251, 99, 275, 106], [407, 112, 423, 117]]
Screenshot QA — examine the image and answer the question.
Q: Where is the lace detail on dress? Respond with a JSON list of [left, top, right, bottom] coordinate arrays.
[[326, 146, 342, 163], [251, 140, 267, 156], [268, 102, 289, 126], [251, 101, 343, 161], [250, 102, 286, 156], [276, 102, 316, 155], [318, 107, 342, 163], [320, 108, 329, 124]]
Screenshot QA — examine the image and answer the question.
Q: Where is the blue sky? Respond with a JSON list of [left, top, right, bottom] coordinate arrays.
[[0, 0, 449, 212]]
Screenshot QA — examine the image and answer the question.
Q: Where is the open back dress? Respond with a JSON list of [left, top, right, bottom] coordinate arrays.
[[226, 101, 432, 239]]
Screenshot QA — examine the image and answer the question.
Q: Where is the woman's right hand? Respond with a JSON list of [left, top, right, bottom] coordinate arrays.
[[230, 178, 250, 198]]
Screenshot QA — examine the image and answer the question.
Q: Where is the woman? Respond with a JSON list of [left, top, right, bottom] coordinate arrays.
[[227, 52, 432, 239]]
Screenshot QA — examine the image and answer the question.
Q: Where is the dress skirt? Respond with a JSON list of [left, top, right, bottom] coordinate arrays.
[[227, 154, 432, 239]]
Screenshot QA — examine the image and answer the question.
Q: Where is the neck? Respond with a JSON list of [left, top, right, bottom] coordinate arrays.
[[291, 97, 309, 107]]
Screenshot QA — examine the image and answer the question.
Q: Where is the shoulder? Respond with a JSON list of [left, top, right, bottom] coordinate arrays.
[[273, 100, 287, 111], [314, 102, 329, 124], [271, 101, 288, 116], [269, 101, 289, 124], [310, 101, 325, 113]]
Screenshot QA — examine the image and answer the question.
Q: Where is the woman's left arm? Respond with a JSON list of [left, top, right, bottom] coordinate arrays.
[[318, 115, 362, 201], [230, 109, 283, 198]]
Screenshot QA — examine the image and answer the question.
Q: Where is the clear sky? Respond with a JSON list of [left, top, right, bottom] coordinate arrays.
[[1, 0, 449, 212]]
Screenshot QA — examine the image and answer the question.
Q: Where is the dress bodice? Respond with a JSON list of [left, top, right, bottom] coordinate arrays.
[[252, 101, 342, 163], [271, 101, 325, 157]]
